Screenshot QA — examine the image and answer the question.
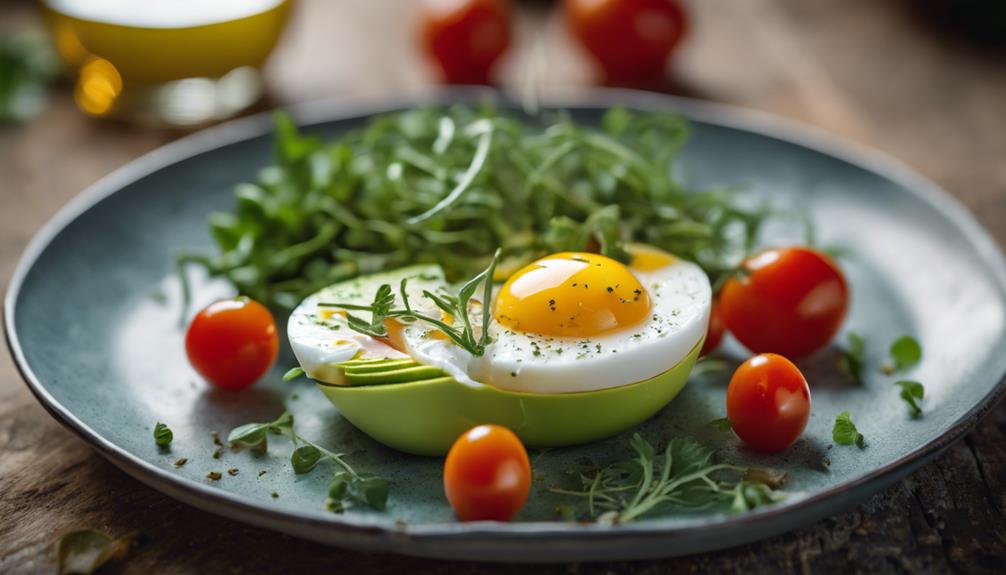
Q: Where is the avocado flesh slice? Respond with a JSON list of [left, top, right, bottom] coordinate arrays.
[[335, 358, 452, 387]]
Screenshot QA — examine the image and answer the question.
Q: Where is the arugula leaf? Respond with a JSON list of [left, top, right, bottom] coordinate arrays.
[[838, 332, 865, 385], [895, 380, 925, 417], [153, 422, 173, 447], [832, 411, 866, 448], [550, 433, 783, 523], [887, 335, 922, 372]]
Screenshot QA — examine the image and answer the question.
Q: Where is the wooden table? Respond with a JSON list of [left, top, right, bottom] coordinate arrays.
[[2, 0, 1005, 572]]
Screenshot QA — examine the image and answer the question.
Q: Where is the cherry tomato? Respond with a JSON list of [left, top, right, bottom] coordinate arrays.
[[418, 0, 512, 85], [726, 353, 811, 453], [565, 0, 687, 86], [700, 298, 726, 356], [443, 424, 531, 521], [720, 247, 849, 358], [185, 297, 279, 391]]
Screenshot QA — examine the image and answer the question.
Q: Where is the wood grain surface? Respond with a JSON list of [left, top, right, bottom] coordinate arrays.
[[2, 0, 1005, 573]]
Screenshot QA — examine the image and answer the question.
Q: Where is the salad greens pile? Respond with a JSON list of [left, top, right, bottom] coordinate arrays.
[[183, 106, 765, 310]]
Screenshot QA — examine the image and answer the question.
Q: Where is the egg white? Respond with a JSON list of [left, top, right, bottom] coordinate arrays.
[[400, 258, 711, 393]]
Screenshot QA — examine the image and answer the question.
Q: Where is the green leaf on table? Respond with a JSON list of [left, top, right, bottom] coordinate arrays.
[[291, 445, 322, 474], [54, 529, 135, 575], [887, 335, 922, 372], [355, 475, 390, 511], [832, 411, 866, 449], [895, 380, 925, 417], [152, 422, 173, 447], [838, 331, 866, 385]]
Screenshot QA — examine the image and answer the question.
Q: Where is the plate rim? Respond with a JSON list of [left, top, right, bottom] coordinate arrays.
[[6, 87, 1006, 560]]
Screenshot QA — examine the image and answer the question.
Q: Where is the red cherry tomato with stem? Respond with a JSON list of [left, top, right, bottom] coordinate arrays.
[[726, 353, 811, 453], [419, 0, 512, 85], [719, 247, 849, 358], [185, 297, 279, 391], [565, 0, 687, 86], [443, 424, 531, 522]]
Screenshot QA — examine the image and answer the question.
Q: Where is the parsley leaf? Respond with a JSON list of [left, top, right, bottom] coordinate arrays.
[[711, 417, 733, 432], [832, 411, 865, 448], [838, 332, 865, 385], [895, 380, 925, 417], [887, 335, 922, 373]]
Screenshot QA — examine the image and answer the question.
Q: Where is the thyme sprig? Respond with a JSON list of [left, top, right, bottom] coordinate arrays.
[[228, 411, 388, 511], [319, 249, 500, 357], [550, 434, 783, 523]]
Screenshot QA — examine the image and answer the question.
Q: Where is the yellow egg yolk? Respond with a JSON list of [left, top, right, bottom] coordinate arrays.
[[493, 252, 651, 337]]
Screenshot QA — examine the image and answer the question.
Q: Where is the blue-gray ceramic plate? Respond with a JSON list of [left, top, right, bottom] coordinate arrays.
[[6, 89, 1006, 562]]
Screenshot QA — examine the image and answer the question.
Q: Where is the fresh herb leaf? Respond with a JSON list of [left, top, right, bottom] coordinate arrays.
[[322, 249, 500, 356], [228, 411, 389, 510], [291, 445, 322, 474], [54, 529, 135, 575], [838, 332, 866, 385], [153, 422, 173, 447], [550, 433, 783, 523], [282, 367, 305, 382], [711, 417, 733, 432], [887, 335, 922, 373], [895, 380, 925, 417], [185, 107, 765, 311], [832, 411, 866, 448]]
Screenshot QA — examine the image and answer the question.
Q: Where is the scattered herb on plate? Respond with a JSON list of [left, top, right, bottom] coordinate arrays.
[[838, 331, 865, 385], [153, 422, 173, 447], [884, 335, 922, 374], [228, 411, 389, 511], [550, 433, 783, 523], [832, 411, 866, 449], [895, 380, 925, 418]]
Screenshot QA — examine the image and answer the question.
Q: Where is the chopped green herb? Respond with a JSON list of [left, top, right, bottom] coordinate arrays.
[[153, 422, 173, 447], [832, 411, 866, 448], [895, 380, 925, 417], [838, 332, 865, 385], [282, 367, 305, 382], [887, 335, 922, 373], [550, 433, 783, 523]]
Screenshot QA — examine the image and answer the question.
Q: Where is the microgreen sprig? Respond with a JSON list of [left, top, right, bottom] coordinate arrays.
[[550, 434, 784, 523], [228, 411, 388, 511], [832, 411, 866, 448], [319, 249, 500, 357]]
